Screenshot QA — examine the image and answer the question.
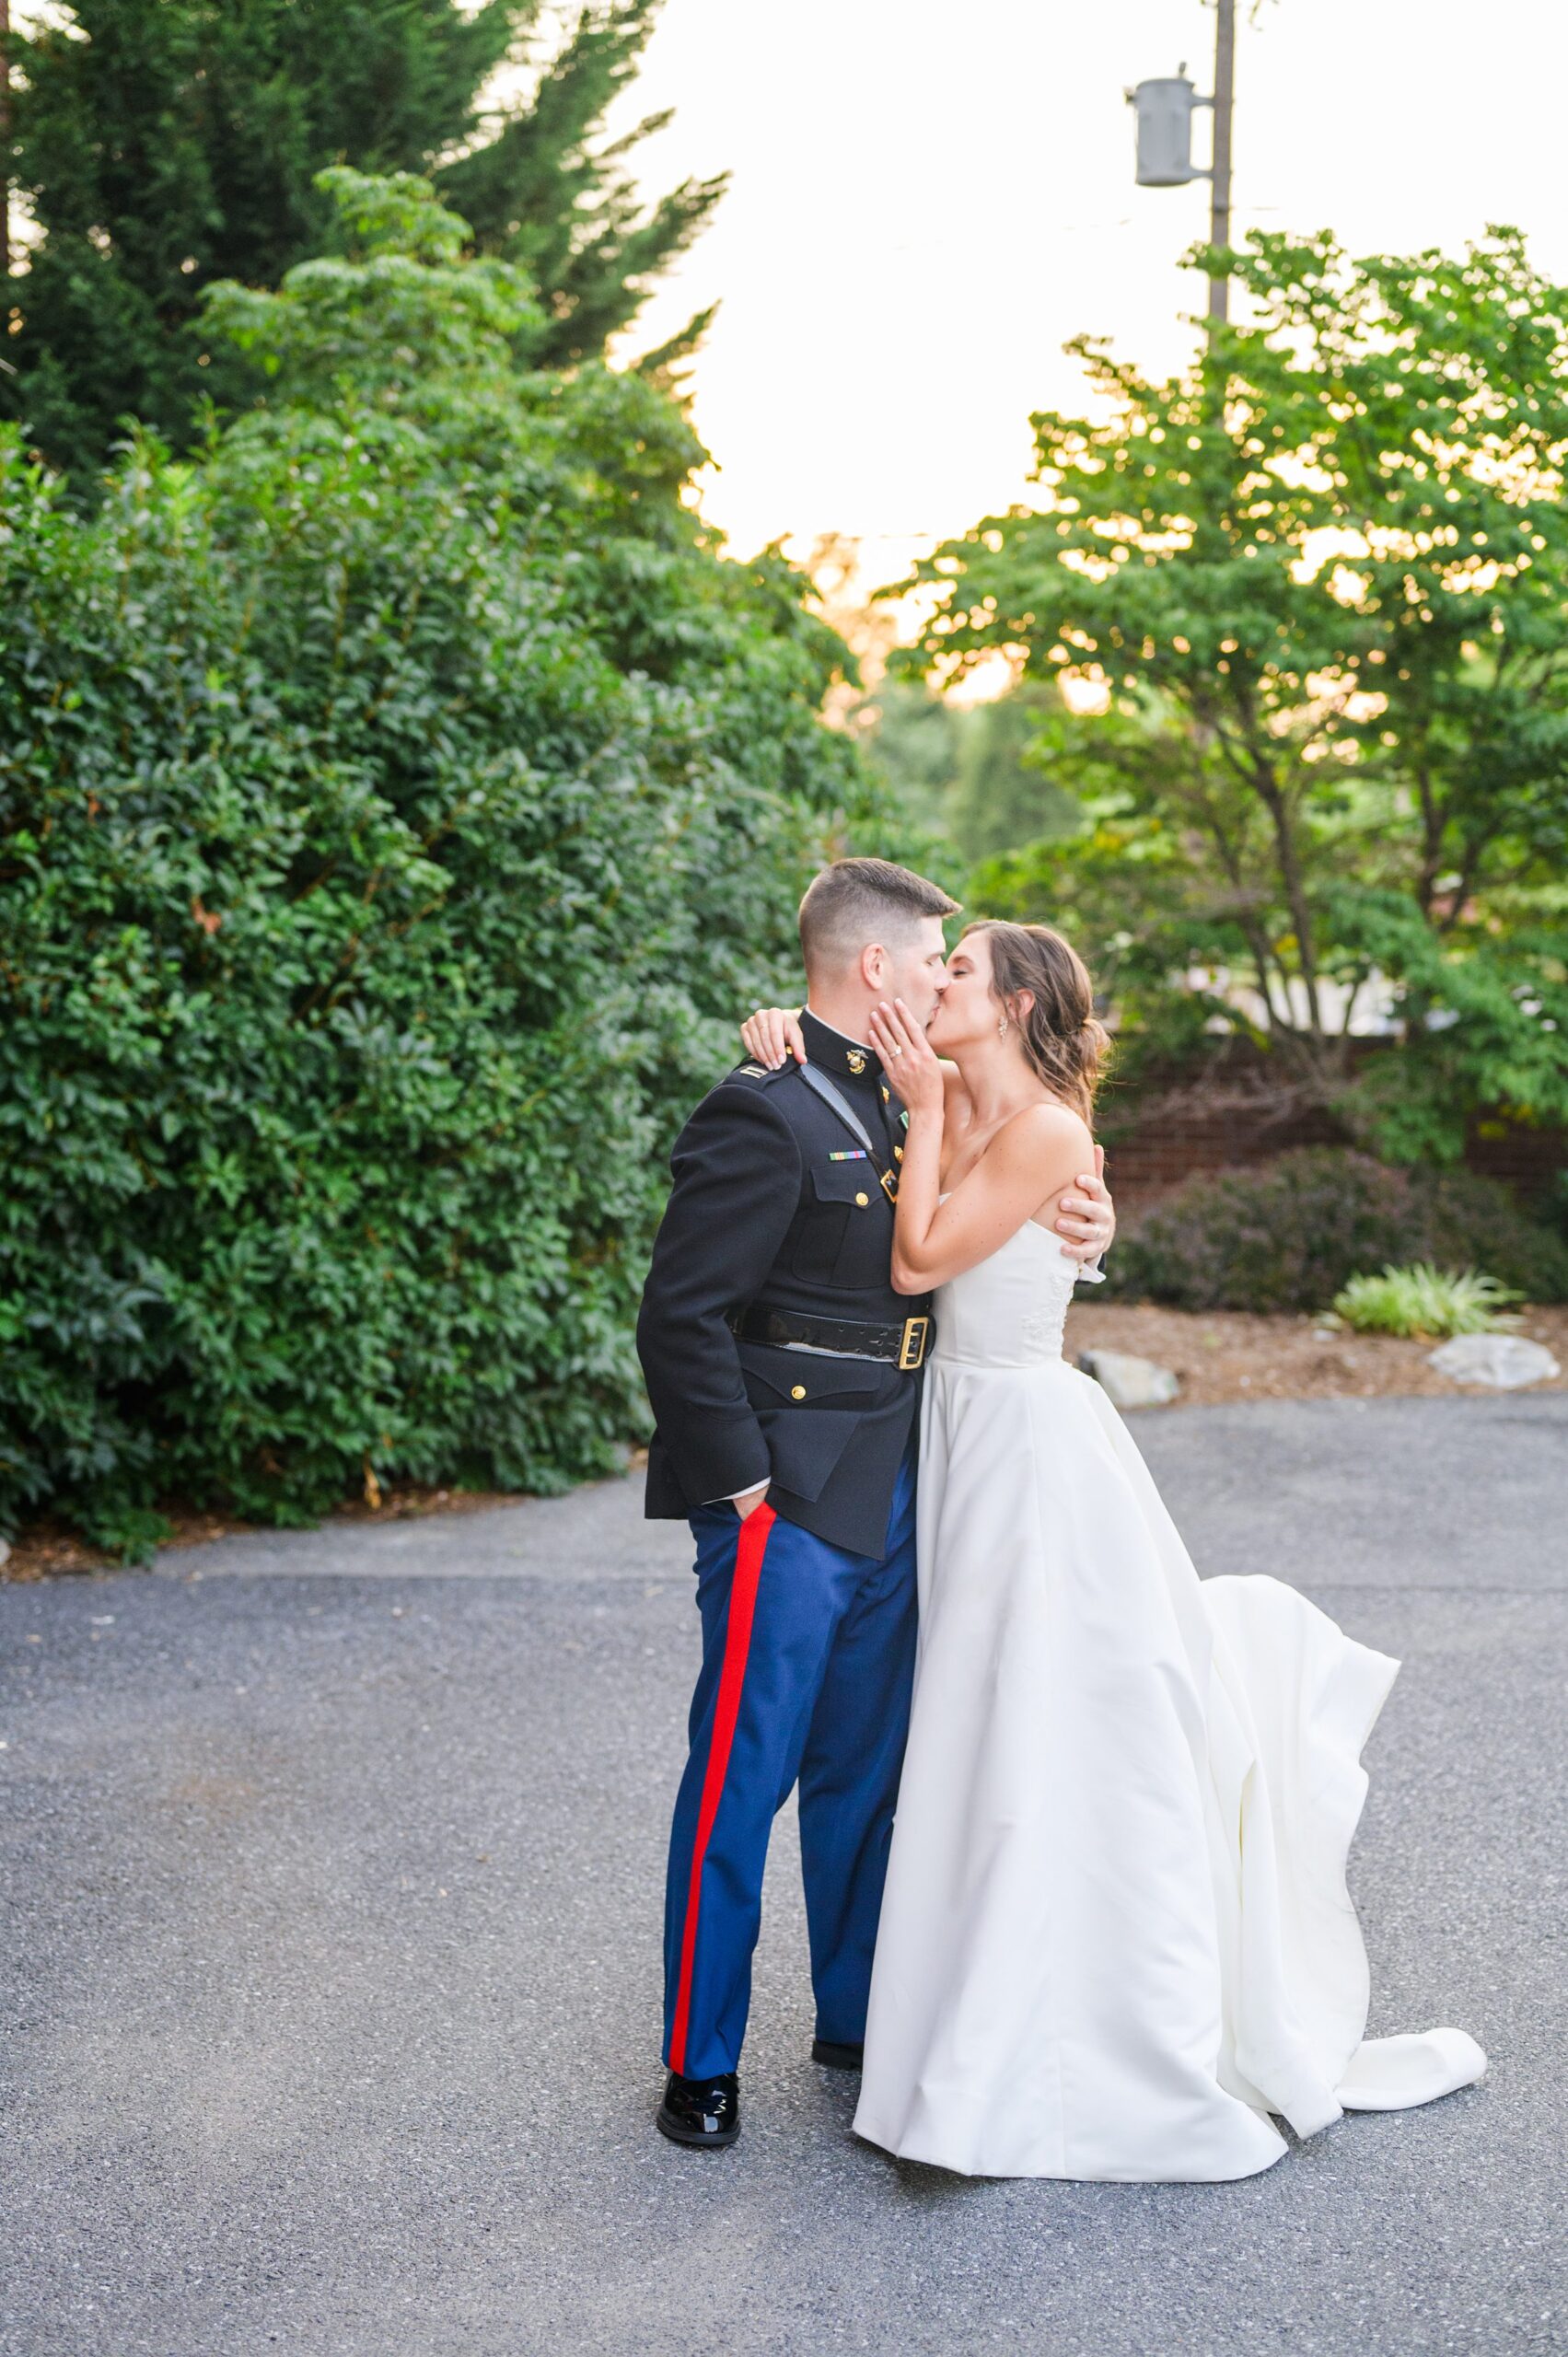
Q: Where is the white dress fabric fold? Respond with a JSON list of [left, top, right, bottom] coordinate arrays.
[[853, 1218, 1485, 2181]]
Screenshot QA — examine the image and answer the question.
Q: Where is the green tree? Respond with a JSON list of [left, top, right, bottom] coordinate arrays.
[[854, 676, 960, 836], [946, 682, 1078, 865], [3, 0, 723, 479], [0, 169, 886, 1553], [905, 226, 1568, 1161], [851, 678, 1077, 861]]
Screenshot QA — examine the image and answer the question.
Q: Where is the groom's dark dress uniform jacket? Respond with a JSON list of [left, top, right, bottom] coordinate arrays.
[[638, 1011, 931, 1560]]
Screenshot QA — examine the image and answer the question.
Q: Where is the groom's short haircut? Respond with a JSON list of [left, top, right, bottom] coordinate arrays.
[[798, 858, 960, 977]]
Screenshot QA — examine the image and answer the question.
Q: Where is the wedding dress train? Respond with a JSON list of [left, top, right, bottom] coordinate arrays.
[[853, 1215, 1485, 2181]]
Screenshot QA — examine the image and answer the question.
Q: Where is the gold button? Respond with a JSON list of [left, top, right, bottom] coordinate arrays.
[[894, 1145, 904, 1161], [854, 1190, 869, 1207], [790, 1384, 807, 1399]]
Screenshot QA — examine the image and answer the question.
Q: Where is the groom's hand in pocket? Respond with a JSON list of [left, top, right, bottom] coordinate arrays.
[[731, 1480, 771, 1521]]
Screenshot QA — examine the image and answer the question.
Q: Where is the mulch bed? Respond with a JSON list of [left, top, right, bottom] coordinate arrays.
[[0, 1480, 536, 1585], [6, 1307, 1563, 1582], [1064, 1300, 1568, 1410]]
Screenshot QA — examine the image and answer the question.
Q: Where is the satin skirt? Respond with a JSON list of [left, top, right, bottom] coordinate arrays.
[[853, 1358, 1485, 2181]]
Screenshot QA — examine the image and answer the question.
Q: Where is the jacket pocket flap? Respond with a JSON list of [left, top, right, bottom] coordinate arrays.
[[738, 1339, 888, 1404], [810, 1160, 879, 1203]]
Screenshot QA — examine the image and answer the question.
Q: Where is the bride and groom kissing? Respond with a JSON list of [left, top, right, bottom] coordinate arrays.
[[636, 857, 1484, 2180]]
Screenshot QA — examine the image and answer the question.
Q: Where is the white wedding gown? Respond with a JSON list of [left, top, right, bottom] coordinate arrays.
[[854, 1214, 1485, 2181]]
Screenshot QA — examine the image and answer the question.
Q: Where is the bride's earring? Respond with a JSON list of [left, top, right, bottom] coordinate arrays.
[[997, 1015, 1009, 1040]]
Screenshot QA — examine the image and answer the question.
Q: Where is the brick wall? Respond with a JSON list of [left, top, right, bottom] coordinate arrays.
[[1099, 1046, 1565, 1209]]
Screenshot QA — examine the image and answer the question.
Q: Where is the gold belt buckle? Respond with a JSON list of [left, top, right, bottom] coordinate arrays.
[[899, 1314, 930, 1371]]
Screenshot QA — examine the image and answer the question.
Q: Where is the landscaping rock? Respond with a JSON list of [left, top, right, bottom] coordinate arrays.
[[1428, 1332, 1562, 1389], [1077, 1348, 1180, 1409]]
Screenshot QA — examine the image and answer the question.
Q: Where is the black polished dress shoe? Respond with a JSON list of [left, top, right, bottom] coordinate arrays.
[[811, 2038, 864, 2071], [656, 2069, 740, 2149]]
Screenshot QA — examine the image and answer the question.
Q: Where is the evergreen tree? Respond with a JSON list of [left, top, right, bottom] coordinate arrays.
[[440, 3, 722, 365], [3, 0, 723, 478]]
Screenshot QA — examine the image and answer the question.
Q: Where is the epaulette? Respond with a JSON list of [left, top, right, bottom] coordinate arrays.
[[728, 1059, 793, 1086]]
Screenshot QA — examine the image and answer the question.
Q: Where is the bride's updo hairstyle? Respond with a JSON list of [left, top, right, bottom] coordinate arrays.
[[963, 920, 1109, 1126]]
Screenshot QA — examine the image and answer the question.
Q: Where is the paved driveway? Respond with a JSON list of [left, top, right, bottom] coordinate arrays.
[[3, 1395, 1564, 2356]]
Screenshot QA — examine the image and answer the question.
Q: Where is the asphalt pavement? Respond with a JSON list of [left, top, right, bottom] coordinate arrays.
[[3, 1393, 1564, 2357]]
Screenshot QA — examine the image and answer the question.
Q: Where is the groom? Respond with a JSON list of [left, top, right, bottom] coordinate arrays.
[[636, 858, 1115, 2149]]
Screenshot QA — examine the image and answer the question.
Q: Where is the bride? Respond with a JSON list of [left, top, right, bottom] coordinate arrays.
[[742, 919, 1484, 2182]]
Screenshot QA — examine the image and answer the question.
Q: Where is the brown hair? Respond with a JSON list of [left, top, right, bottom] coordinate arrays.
[[798, 858, 960, 975], [962, 919, 1109, 1126]]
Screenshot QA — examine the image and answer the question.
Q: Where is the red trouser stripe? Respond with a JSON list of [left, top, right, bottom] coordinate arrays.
[[668, 1500, 775, 2077]]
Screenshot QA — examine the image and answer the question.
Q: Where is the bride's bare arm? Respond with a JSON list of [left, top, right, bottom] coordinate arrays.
[[868, 997, 1095, 1295]]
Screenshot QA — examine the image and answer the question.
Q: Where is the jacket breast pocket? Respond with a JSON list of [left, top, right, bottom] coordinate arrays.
[[789, 1160, 889, 1290]]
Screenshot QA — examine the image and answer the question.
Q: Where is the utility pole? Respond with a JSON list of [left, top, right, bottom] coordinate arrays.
[[0, 0, 14, 363], [0, 0, 10, 299], [1127, 0, 1239, 343], [1206, 0, 1236, 331]]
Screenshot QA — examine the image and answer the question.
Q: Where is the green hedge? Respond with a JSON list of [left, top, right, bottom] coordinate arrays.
[[0, 173, 911, 1553], [1103, 1147, 1568, 1314]]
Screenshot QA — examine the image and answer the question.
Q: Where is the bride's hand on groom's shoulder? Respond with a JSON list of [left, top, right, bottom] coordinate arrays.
[[869, 1000, 944, 1113], [740, 1006, 806, 1070]]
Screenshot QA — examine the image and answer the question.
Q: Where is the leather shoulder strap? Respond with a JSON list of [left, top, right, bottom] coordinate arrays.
[[798, 1063, 877, 1156]]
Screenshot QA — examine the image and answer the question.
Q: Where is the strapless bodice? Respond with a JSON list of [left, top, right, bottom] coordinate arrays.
[[928, 1213, 1079, 1369]]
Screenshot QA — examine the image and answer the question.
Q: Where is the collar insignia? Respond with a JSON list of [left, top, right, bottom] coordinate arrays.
[[846, 1048, 867, 1075]]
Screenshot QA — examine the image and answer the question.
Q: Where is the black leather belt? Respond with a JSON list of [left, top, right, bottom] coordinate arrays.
[[729, 1302, 933, 1371]]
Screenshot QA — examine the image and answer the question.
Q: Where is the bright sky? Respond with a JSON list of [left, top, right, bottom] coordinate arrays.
[[594, 0, 1568, 598]]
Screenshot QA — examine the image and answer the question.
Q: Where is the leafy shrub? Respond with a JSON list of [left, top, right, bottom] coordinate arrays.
[[0, 174, 915, 1555], [1330, 1265, 1522, 1340], [1103, 1148, 1568, 1313]]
